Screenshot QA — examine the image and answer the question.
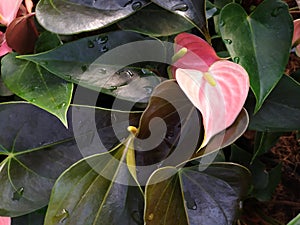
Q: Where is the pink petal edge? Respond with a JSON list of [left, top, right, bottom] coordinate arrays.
[[0, 217, 11, 225], [0, 0, 23, 25]]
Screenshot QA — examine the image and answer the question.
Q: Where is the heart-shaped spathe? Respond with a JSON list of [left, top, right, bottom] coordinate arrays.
[[173, 33, 249, 147]]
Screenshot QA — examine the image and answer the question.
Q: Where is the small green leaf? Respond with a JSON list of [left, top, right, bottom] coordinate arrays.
[[118, 4, 194, 37], [36, 0, 150, 34], [287, 213, 300, 225], [144, 163, 251, 225], [219, 0, 293, 111], [44, 139, 144, 225], [34, 31, 62, 53], [1, 53, 72, 127]]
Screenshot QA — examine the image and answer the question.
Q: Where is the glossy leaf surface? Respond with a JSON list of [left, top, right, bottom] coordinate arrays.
[[36, 0, 150, 34], [144, 163, 251, 225], [219, 0, 293, 111], [151, 0, 208, 38], [0, 102, 140, 216], [118, 4, 193, 37], [44, 140, 144, 225], [1, 53, 72, 127], [19, 31, 162, 103], [247, 76, 300, 131]]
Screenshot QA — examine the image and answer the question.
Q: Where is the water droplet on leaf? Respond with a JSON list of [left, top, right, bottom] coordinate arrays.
[[271, 6, 283, 17], [57, 102, 66, 109], [224, 39, 232, 44], [131, 1, 142, 11], [12, 187, 24, 201], [219, 19, 225, 27], [233, 57, 240, 63], [96, 35, 108, 44], [109, 86, 118, 90], [100, 45, 108, 52], [171, 3, 188, 12], [143, 86, 153, 94], [81, 65, 88, 72], [147, 213, 154, 221], [55, 208, 69, 223], [99, 68, 107, 74], [125, 70, 134, 77], [30, 98, 36, 102], [87, 40, 95, 48]]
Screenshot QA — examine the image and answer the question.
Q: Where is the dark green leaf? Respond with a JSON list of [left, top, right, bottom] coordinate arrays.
[[19, 31, 163, 103], [12, 207, 47, 225], [118, 4, 194, 37], [151, 0, 208, 39], [36, 0, 150, 34], [219, 0, 293, 111], [247, 76, 300, 131], [252, 131, 285, 162], [230, 145, 281, 201], [1, 53, 72, 127], [34, 31, 62, 53], [0, 102, 141, 216], [44, 139, 144, 225], [145, 163, 251, 225]]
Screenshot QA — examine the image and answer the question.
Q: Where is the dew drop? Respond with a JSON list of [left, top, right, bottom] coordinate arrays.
[[12, 187, 24, 201], [219, 19, 225, 27], [141, 68, 150, 75], [224, 39, 232, 44], [81, 65, 88, 72], [96, 35, 108, 44], [87, 40, 95, 48], [171, 3, 188, 12], [143, 86, 153, 94], [147, 213, 154, 221], [271, 6, 283, 17], [131, 1, 142, 11], [30, 98, 36, 102], [109, 86, 118, 90], [55, 208, 69, 223], [100, 45, 108, 52], [99, 68, 107, 74], [125, 70, 134, 77], [233, 57, 240, 63], [57, 102, 66, 109]]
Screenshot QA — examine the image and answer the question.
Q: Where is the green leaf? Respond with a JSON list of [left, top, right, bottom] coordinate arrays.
[[118, 4, 194, 37], [252, 131, 285, 162], [247, 76, 300, 131], [144, 163, 251, 225], [230, 145, 281, 201], [34, 31, 62, 53], [44, 139, 144, 225], [1, 53, 73, 127], [287, 213, 300, 225], [151, 0, 208, 39], [11, 207, 47, 225], [219, 0, 293, 112], [18, 31, 162, 104], [0, 102, 141, 216], [36, 0, 150, 34]]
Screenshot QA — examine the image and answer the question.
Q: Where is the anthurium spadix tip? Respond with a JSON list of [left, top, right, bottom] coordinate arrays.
[[173, 33, 249, 148]]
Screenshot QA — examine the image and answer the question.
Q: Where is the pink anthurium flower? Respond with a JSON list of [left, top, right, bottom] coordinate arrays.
[[0, 0, 23, 26], [0, 216, 11, 225], [172, 33, 249, 148], [292, 19, 300, 57]]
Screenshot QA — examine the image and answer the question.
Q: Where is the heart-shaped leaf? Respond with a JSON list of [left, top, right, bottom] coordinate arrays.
[[1, 53, 73, 127], [19, 31, 162, 104], [151, 0, 208, 39], [219, 0, 293, 112], [0, 102, 141, 216], [144, 163, 251, 225], [36, 0, 150, 34], [44, 139, 144, 225], [118, 4, 194, 37], [176, 60, 249, 147], [246, 75, 300, 131]]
